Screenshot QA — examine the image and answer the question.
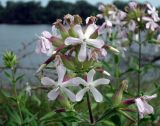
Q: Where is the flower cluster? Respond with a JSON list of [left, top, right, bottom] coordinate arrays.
[[35, 1, 159, 122], [35, 14, 112, 102], [97, 1, 160, 57]]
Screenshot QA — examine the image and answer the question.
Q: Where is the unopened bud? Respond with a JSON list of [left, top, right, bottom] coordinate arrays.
[[112, 80, 128, 106], [106, 45, 120, 53], [50, 36, 64, 47], [53, 19, 69, 39], [58, 95, 73, 110], [61, 55, 76, 71], [74, 15, 82, 24], [103, 70, 111, 76]]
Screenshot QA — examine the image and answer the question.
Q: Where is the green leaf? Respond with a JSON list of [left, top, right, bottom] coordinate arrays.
[[114, 55, 119, 64], [16, 74, 24, 82], [4, 71, 11, 79], [40, 111, 56, 121], [118, 110, 136, 123], [32, 95, 41, 106]]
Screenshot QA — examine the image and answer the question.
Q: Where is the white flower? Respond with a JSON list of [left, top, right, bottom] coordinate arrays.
[[41, 31, 52, 39], [88, 48, 107, 60], [25, 82, 31, 96], [157, 34, 160, 41], [35, 36, 54, 56], [76, 69, 110, 102], [41, 65, 77, 102], [98, 21, 112, 35], [98, 4, 105, 11], [135, 94, 157, 119], [142, 17, 159, 31], [117, 10, 126, 20], [65, 24, 104, 62], [128, 1, 137, 9], [64, 14, 74, 25], [147, 3, 160, 22], [128, 20, 136, 31], [52, 25, 61, 38]]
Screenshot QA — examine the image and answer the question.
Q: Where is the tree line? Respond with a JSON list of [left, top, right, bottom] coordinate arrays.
[[0, 0, 99, 24], [0, 0, 159, 24]]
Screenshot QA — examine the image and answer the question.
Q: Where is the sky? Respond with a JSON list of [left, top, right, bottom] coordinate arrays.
[[0, 0, 160, 7]]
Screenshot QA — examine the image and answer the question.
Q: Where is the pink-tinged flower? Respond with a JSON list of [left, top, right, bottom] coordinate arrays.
[[98, 4, 105, 11], [88, 48, 107, 60], [52, 25, 61, 38], [135, 94, 157, 119], [64, 14, 74, 25], [96, 14, 103, 19], [147, 3, 160, 22], [64, 24, 104, 62], [142, 17, 159, 31], [128, 1, 137, 9], [35, 36, 54, 56], [86, 16, 96, 25], [98, 21, 112, 35], [41, 31, 52, 39], [128, 20, 136, 31], [75, 69, 110, 102], [117, 10, 126, 20], [157, 34, 160, 41], [41, 65, 78, 102]]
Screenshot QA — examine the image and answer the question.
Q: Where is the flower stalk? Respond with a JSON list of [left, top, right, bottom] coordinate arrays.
[[86, 92, 94, 124], [137, 29, 142, 126]]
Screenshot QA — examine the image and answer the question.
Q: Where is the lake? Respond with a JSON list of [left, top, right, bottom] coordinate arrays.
[[0, 24, 53, 86], [0, 24, 160, 87]]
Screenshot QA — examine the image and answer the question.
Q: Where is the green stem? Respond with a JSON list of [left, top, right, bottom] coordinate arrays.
[[12, 69, 23, 125], [137, 30, 142, 126], [86, 92, 94, 125]]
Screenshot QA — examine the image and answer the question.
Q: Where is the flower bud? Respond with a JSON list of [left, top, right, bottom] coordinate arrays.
[[112, 80, 128, 106], [3, 51, 17, 69], [105, 45, 120, 53], [73, 15, 82, 24], [64, 14, 74, 26], [53, 19, 69, 39], [68, 27, 78, 37], [50, 36, 64, 47], [61, 55, 76, 71], [58, 95, 73, 110]]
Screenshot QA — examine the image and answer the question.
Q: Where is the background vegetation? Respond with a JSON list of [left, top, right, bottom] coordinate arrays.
[[0, 0, 159, 24]]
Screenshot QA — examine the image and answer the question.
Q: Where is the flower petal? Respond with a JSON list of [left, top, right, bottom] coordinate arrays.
[[87, 39, 104, 48], [65, 37, 81, 45], [76, 88, 88, 101], [74, 77, 88, 86], [78, 43, 87, 62], [57, 65, 66, 83], [87, 69, 95, 83], [41, 31, 52, 39], [74, 25, 84, 39], [85, 24, 98, 39], [90, 86, 103, 102], [48, 88, 60, 100], [93, 78, 110, 87], [41, 77, 56, 86], [62, 78, 79, 87], [142, 94, 157, 101], [143, 100, 154, 115], [62, 87, 76, 102]]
